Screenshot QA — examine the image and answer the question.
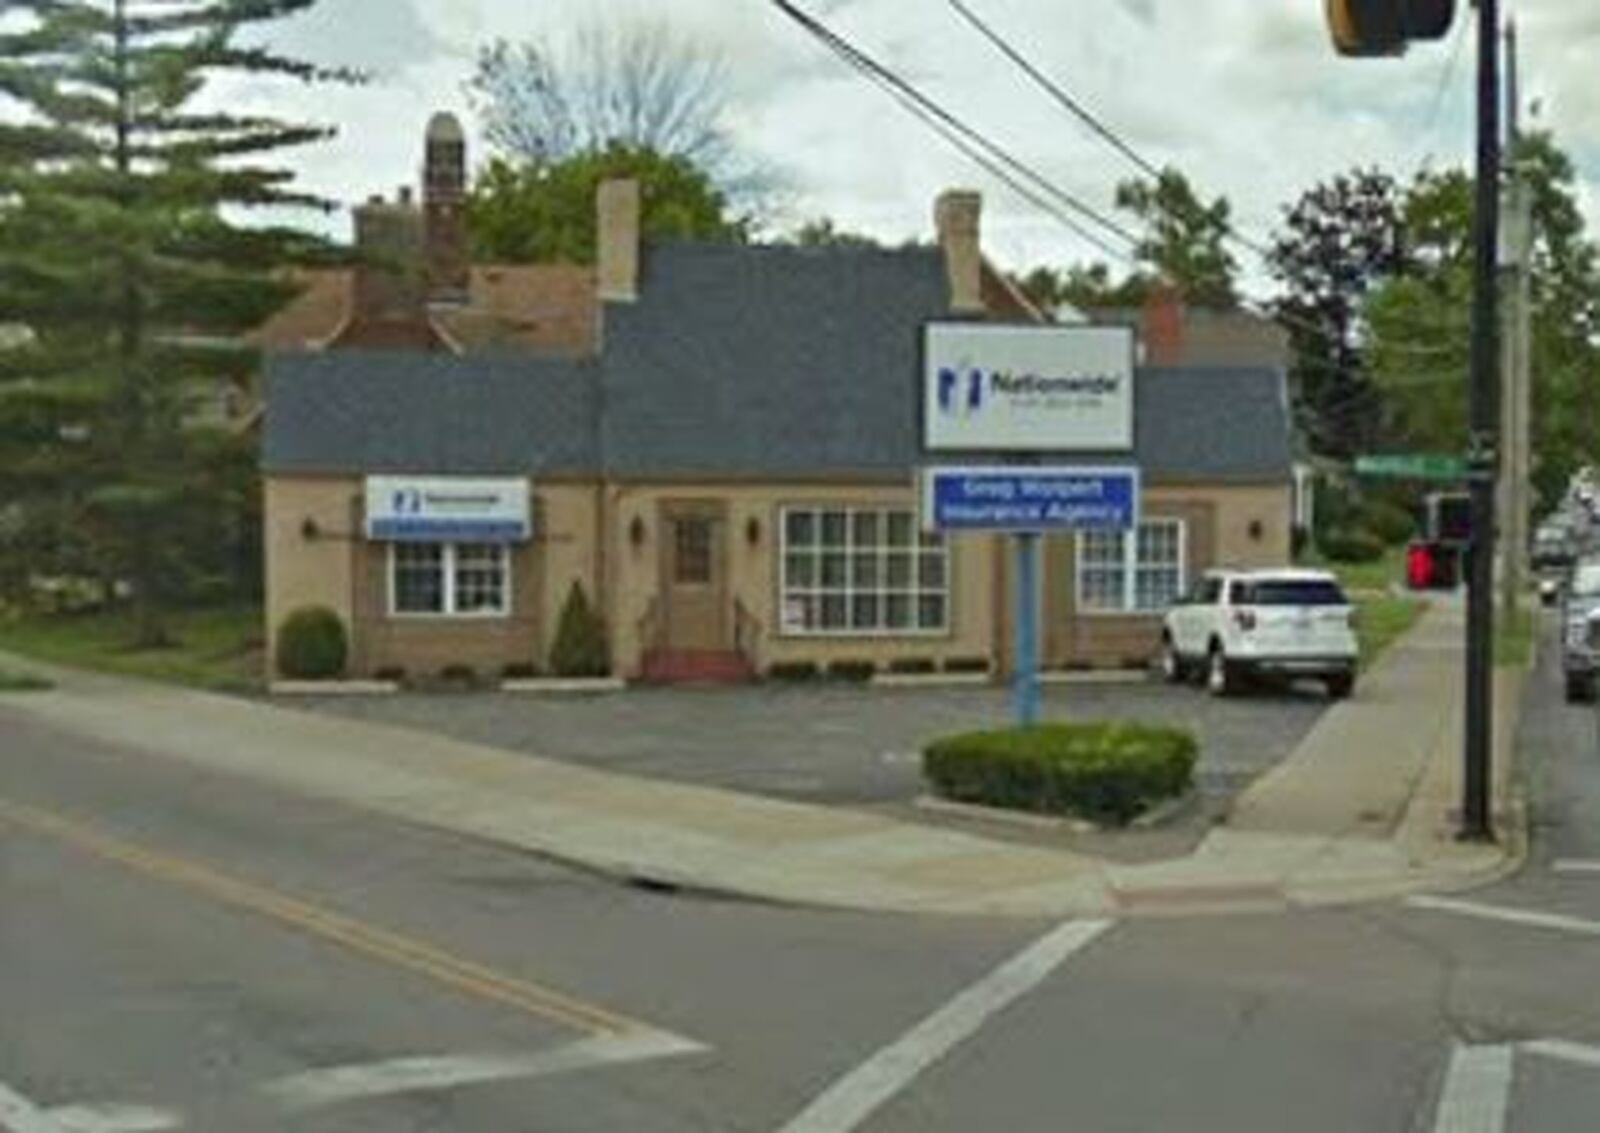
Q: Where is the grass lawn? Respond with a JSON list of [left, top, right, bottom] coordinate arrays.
[[1355, 595, 1428, 671], [1300, 544, 1409, 594], [0, 669, 53, 692], [0, 605, 263, 693]]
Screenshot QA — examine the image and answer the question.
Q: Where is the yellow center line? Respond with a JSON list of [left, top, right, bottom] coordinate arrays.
[[0, 797, 648, 1038]]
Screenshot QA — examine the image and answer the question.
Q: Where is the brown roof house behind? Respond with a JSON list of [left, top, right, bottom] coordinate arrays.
[[250, 112, 598, 360]]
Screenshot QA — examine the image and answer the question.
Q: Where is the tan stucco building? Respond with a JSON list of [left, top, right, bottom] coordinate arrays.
[[261, 154, 1294, 684]]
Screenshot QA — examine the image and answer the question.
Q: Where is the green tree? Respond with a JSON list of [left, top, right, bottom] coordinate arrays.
[[1115, 167, 1240, 307], [1367, 133, 1600, 508], [0, 0, 352, 642], [786, 217, 882, 249], [467, 145, 750, 265], [1013, 262, 1149, 317], [1269, 168, 1412, 457]]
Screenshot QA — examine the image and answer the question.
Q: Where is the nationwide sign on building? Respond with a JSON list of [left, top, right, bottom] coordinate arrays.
[[922, 323, 1136, 453], [922, 466, 1140, 533], [364, 476, 532, 543]]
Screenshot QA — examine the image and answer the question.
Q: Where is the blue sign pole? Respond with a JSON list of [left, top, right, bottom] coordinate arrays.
[[1014, 532, 1040, 728]]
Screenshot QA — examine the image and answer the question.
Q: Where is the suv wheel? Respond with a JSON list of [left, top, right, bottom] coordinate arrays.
[[1326, 672, 1355, 700], [1160, 636, 1185, 684], [1566, 673, 1594, 704], [1206, 646, 1237, 697]]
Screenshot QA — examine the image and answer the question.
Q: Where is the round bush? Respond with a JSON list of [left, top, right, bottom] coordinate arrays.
[[1360, 500, 1416, 547], [923, 722, 1198, 827], [1317, 526, 1386, 564], [275, 606, 348, 680]]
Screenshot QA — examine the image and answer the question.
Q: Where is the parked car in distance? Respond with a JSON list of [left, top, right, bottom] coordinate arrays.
[[1560, 560, 1600, 702], [1161, 569, 1359, 699]]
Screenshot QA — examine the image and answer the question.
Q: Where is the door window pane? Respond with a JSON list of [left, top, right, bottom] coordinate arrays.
[[674, 518, 713, 584]]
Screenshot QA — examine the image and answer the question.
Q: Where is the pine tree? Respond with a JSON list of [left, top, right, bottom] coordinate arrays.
[[0, 0, 354, 642]]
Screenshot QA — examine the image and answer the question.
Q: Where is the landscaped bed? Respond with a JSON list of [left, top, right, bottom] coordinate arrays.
[[0, 605, 262, 692], [923, 722, 1198, 827]]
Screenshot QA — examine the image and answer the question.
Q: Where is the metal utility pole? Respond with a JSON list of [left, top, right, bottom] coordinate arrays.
[[1462, 0, 1502, 843], [1497, 17, 1533, 621]]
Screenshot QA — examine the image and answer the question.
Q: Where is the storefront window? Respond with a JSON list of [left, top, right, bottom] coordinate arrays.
[[780, 506, 948, 635], [1076, 520, 1186, 613], [389, 543, 510, 617]]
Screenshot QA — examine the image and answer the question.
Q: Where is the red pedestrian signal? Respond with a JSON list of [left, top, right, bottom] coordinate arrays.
[[1326, 0, 1457, 57]]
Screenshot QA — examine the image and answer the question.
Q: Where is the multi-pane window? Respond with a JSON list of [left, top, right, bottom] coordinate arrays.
[[390, 543, 509, 617], [1076, 519, 1186, 613], [781, 507, 948, 634]]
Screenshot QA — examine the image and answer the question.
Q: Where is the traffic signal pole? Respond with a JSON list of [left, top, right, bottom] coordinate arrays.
[[1462, 0, 1500, 843]]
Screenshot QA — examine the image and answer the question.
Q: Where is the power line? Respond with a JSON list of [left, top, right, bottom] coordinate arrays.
[[942, 0, 1274, 262], [768, 0, 1141, 259], [1411, 10, 1471, 177]]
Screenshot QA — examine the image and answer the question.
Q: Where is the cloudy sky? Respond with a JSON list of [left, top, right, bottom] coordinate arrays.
[[240, 0, 1600, 295]]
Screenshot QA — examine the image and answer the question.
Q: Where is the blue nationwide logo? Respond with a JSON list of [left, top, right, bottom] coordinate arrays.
[[937, 367, 985, 416]]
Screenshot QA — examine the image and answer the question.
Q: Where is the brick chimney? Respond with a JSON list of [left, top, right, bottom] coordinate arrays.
[[423, 112, 470, 306], [596, 179, 640, 303], [351, 191, 427, 327], [935, 190, 984, 314], [1142, 278, 1184, 366]]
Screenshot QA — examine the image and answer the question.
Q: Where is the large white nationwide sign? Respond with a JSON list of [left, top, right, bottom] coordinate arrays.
[[365, 476, 531, 543], [923, 323, 1135, 452]]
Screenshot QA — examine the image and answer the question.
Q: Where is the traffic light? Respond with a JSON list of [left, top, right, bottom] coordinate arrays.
[[1326, 0, 1457, 57]]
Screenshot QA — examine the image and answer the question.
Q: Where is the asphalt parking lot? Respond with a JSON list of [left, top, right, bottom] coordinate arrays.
[[294, 676, 1328, 833]]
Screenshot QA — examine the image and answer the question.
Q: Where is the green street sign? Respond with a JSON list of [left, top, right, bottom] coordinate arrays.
[[1355, 454, 1468, 482]]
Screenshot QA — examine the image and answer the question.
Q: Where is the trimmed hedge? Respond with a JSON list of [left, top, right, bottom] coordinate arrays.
[[275, 606, 347, 680], [923, 722, 1198, 827], [1361, 499, 1416, 547], [1317, 526, 1386, 564], [827, 659, 876, 682], [768, 660, 820, 681]]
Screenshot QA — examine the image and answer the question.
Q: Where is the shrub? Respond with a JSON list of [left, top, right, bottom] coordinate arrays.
[[440, 663, 478, 686], [375, 665, 407, 685], [275, 607, 347, 680], [889, 657, 937, 675], [768, 660, 820, 681], [549, 582, 610, 678], [502, 662, 541, 681], [1317, 527, 1386, 564], [1361, 499, 1416, 547], [943, 656, 991, 674], [827, 659, 876, 682], [923, 722, 1198, 827]]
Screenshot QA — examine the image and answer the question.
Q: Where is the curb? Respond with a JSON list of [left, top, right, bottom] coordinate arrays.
[[872, 672, 994, 689], [500, 677, 627, 695], [269, 679, 399, 696]]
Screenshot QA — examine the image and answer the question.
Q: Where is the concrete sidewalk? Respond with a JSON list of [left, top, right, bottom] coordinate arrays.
[[0, 603, 1523, 918]]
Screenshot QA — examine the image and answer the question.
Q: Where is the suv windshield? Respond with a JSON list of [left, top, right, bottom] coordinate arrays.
[[1235, 579, 1348, 606]]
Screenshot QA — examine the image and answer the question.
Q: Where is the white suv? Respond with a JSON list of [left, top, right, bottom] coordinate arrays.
[[1159, 569, 1360, 699]]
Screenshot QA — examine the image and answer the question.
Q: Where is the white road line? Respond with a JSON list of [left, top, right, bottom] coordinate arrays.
[[0, 1084, 68, 1133], [1551, 859, 1600, 876], [1406, 895, 1600, 938], [1522, 1038, 1600, 1070], [1432, 1044, 1514, 1133], [43, 1106, 181, 1133], [263, 1029, 706, 1112], [775, 918, 1114, 1133]]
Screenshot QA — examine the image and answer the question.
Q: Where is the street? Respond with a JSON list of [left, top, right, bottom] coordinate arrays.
[[2, 627, 1598, 1132]]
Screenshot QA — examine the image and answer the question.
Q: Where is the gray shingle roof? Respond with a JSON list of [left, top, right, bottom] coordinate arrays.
[[601, 244, 950, 477], [261, 243, 1292, 485], [262, 350, 597, 475]]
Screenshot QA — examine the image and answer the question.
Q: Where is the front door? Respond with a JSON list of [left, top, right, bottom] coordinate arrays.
[[660, 503, 728, 651]]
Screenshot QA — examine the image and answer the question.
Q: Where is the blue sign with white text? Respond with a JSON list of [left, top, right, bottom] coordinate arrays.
[[923, 467, 1140, 533]]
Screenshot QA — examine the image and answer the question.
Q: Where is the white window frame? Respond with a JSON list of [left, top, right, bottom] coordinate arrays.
[[778, 505, 951, 638], [387, 542, 512, 619], [1074, 519, 1187, 615]]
